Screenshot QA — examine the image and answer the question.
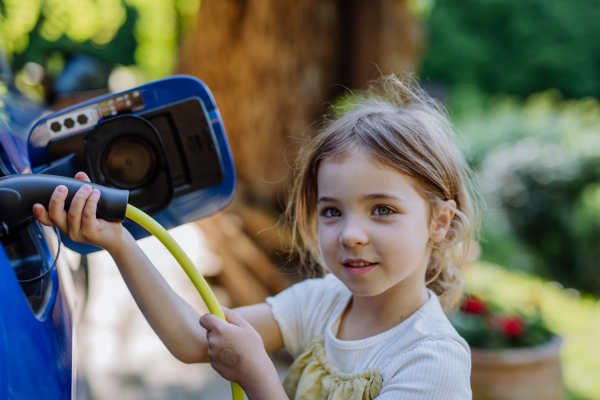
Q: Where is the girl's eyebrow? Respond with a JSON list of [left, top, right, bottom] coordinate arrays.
[[317, 193, 404, 203]]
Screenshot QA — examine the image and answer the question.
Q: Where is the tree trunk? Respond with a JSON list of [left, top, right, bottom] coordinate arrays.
[[177, 0, 423, 207], [177, 1, 424, 279], [345, 0, 425, 89], [177, 0, 341, 205]]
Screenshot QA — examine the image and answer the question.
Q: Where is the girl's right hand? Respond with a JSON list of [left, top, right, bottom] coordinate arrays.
[[32, 171, 125, 253]]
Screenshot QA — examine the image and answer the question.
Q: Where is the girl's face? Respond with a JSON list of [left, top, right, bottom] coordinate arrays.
[[317, 149, 442, 297]]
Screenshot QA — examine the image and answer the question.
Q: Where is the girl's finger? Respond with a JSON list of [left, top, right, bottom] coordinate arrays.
[[48, 185, 69, 232], [81, 189, 100, 233], [221, 307, 250, 328], [200, 313, 226, 333], [32, 204, 55, 227], [74, 171, 91, 182], [68, 184, 93, 235], [205, 329, 222, 348]]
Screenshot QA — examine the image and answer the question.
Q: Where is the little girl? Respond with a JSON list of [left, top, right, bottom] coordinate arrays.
[[34, 75, 478, 399]]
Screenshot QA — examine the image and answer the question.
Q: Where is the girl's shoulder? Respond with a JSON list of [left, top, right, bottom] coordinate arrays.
[[365, 293, 471, 397], [407, 289, 470, 354], [279, 273, 348, 306], [273, 273, 349, 317], [377, 334, 472, 399], [375, 291, 471, 384], [294, 273, 349, 312], [266, 273, 350, 357]]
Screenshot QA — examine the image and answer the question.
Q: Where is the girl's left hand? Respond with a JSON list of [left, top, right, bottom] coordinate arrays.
[[199, 306, 279, 390]]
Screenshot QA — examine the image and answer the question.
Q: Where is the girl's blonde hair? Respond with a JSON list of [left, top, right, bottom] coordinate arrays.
[[282, 75, 481, 309]]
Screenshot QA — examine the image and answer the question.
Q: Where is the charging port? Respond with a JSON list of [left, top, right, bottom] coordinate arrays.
[[1, 222, 53, 317]]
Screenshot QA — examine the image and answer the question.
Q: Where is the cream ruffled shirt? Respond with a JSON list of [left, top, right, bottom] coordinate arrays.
[[266, 273, 472, 399]]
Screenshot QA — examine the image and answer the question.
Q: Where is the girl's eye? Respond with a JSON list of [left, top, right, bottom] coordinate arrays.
[[373, 205, 394, 216], [322, 208, 342, 217]]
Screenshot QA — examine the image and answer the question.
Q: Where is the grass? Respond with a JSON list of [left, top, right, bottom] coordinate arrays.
[[464, 262, 600, 400]]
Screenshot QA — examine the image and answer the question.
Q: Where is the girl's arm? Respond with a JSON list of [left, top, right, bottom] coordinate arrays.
[[109, 234, 286, 364], [111, 238, 290, 398], [33, 172, 286, 367], [107, 230, 211, 363]]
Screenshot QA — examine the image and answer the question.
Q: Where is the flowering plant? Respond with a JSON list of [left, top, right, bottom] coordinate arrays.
[[449, 295, 555, 349]]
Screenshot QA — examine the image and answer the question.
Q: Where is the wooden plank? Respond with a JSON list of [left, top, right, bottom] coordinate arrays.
[[215, 213, 293, 294], [236, 204, 291, 261], [196, 218, 271, 306]]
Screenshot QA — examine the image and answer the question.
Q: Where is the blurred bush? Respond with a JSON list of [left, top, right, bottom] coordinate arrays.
[[452, 89, 600, 296], [420, 0, 600, 99]]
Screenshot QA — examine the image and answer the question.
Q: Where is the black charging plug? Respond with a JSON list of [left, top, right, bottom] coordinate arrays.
[[0, 174, 129, 231]]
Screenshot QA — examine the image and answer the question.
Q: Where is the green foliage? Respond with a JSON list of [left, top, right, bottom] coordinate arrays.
[[465, 263, 600, 399], [0, 0, 201, 81], [453, 89, 600, 296], [14, 6, 138, 73], [421, 0, 600, 99]]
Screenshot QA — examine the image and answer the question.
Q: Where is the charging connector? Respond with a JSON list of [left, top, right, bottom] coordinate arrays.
[[0, 174, 129, 231]]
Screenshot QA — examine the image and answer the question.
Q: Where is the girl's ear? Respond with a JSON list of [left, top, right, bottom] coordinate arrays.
[[429, 200, 457, 243]]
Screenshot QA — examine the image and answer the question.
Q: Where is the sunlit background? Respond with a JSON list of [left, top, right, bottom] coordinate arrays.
[[1, 0, 600, 399]]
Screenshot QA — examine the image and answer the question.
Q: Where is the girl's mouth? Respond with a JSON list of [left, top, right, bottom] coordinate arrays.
[[343, 262, 377, 275]]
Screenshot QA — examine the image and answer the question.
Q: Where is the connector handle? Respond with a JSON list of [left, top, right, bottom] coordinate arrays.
[[0, 174, 129, 230]]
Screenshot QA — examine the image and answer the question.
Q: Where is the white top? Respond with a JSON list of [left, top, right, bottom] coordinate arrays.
[[266, 273, 472, 399]]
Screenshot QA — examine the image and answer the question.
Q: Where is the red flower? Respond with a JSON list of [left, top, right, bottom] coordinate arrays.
[[498, 316, 526, 339], [461, 296, 487, 314]]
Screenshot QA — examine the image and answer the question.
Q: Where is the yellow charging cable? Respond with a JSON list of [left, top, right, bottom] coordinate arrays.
[[125, 204, 245, 400]]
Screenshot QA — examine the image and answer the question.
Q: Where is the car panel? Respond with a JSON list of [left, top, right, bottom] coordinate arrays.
[[0, 238, 72, 399]]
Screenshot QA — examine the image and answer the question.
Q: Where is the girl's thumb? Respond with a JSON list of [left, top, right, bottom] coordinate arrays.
[[221, 306, 247, 327]]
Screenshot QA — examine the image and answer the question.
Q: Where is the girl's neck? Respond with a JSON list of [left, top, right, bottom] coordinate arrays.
[[336, 283, 430, 341]]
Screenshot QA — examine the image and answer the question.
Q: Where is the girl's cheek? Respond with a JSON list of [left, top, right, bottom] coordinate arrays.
[[318, 229, 338, 255]]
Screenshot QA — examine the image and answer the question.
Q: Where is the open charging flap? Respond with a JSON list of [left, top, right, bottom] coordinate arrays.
[[26, 75, 236, 253]]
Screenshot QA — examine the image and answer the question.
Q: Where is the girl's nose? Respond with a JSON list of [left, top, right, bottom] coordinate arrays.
[[339, 218, 369, 247]]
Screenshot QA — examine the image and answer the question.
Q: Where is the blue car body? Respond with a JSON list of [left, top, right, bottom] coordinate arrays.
[[0, 65, 74, 399], [0, 58, 236, 398]]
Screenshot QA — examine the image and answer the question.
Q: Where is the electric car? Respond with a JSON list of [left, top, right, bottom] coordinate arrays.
[[0, 50, 236, 399]]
